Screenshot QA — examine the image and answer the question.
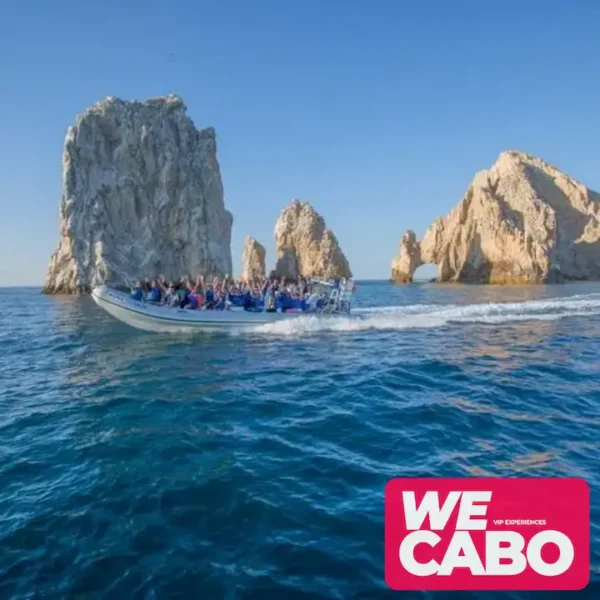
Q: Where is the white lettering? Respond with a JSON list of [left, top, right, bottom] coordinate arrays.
[[402, 491, 461, 530], [527, 530, 574, 577], [399, 531, 441, 576], [456, 491, 491, 530], [485, 531, 527, 575], [438, 531, 485, 575], [398, 530, 575, 577]]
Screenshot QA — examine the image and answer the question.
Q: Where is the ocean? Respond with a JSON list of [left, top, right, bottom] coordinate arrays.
[[0, 281, 599, 599]]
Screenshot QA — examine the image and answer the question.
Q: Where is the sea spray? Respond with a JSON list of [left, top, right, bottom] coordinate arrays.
[[248, 293, 600, 337]]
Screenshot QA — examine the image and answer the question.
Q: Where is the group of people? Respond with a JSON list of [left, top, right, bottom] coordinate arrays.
[[129, 274, 328, 313]]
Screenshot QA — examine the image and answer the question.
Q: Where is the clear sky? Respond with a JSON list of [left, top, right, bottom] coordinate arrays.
[[1, 0, 600, 284]]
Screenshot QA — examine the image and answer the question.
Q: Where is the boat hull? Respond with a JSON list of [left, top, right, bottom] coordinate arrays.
[[91, 286, 301, 333]]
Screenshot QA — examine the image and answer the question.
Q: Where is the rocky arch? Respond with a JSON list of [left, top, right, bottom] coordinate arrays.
[[390, 230, 422, 282]]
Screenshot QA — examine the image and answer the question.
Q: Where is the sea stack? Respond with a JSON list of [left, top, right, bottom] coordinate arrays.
[[241, 236, 266, 280], [43, 94, 233, 294], [273, 199, 351, 280], [390, 230, 421, 283], [391, 151, 600, 284]]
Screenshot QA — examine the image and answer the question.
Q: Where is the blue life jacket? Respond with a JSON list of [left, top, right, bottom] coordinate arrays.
[[241, 291, 252, 309], [205, 289, 214, 303], [148, 287, 160, 302], [188, 293, 199, 309], [131, 287, 144, 301], [214, 295, 225, 310]]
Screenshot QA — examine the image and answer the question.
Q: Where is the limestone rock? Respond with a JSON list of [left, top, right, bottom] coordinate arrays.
[[273, 200, 351, 280], [391, 230, 422, 283], [392, 151, 600, 284], [43, 94, 233, 294], [241, 236, 266, 280]]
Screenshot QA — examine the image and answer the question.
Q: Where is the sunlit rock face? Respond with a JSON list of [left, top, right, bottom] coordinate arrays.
[[241, 236, 266, 280], [43, 95, 233, 294], [392, 151, 600, 284], [391, 230, 421, 283], [273, 199, 351, 280]]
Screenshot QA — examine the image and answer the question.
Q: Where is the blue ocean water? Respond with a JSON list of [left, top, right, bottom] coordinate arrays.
[[1, 281, 599, 599]]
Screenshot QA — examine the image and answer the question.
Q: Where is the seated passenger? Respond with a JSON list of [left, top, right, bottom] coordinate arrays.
[[300, 277, 309, 295], [316, 293, 328, 309], [194, 287, 204, 308], [130, 280, 144, 301], [213, 290, 226, 310], [164, 283, 179, 307], [147, 280, 161, 303], [178, 281, 192, 309], [243, 290, 254, 311], [306, 293, 320, 311], [204, 285, 215, 308], [281, 292, 294, 312], [186, 290, 200, 310], [274, 293, 284, 312], [264, 287, 276, 312]]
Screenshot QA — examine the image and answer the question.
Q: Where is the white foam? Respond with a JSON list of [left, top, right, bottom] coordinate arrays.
[[247, 293, 600, 337]]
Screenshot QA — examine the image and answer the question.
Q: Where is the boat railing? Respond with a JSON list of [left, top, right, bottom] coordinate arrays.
[[318, 277, 353, 314]]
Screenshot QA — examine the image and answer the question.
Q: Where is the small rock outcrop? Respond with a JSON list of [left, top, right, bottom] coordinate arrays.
[[392, 151, 600, 284], [273, 200, 351, 280], [241, 236, 266, 280], [43, 94, 233, 294], [391, 230, 422, 283]]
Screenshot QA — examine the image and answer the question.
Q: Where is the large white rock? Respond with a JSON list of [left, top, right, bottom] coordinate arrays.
[[273, 200, 351, 280], [241, 236, 266, 281], [391, 151, 600, 283], [43, 94, 233, 293]]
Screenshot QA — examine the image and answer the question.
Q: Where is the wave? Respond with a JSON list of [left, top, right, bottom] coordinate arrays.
[[249, 293, 600, 336]]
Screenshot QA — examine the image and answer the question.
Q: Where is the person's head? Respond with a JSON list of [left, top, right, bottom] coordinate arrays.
[[136, 280, 142, 288], [151, 280, 157, 288], [169, 282, 176, 292]]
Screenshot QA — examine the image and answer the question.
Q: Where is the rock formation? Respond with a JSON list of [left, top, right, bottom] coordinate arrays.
[[273, 200, 351, 280], [241, 236, 266, 280], [391, 151, 600, 284], [390, 230, 422, 283], [43, 94, 233, 294]]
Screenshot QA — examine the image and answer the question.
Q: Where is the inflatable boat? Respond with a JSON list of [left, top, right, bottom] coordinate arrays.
[[91, 279, 354, 333]]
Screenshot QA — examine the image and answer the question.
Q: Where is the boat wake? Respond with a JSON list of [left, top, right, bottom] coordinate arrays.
[[248, 293, 600, 336]]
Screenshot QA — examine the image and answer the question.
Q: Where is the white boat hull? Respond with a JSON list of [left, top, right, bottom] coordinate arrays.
[[91, 285, 304, 333]]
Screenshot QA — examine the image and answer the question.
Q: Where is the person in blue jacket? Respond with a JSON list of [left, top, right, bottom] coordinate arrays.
[[204, 285, 215, 308], [130, 280, 144, 301], [147, 280, 161, 302]]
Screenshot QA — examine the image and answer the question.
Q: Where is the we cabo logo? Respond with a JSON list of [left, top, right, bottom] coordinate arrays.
[[385, 478, 589, 590]]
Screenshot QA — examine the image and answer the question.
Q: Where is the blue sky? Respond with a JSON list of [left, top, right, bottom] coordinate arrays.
[[1, 0, 600, 284]]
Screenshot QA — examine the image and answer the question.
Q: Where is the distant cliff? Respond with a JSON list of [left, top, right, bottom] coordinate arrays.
[[43, 95, 233, 294], [241, 236, 266, 280], [274, 200, 351, 280], [391, 151, 600, 284]]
